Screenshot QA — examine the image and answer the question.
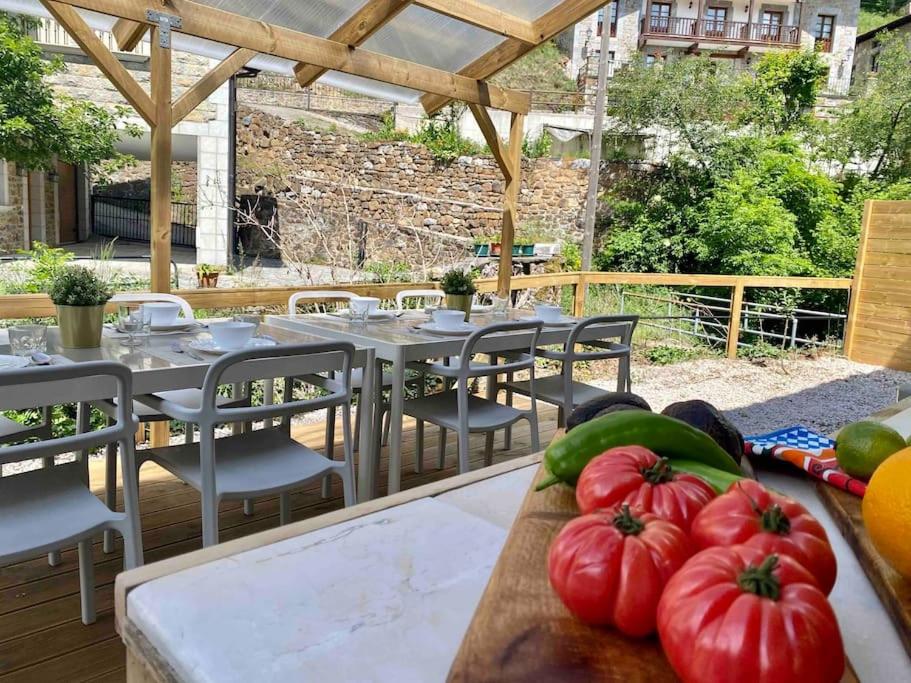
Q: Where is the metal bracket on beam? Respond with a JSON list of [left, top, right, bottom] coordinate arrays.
[[146, 10, 182, 49]]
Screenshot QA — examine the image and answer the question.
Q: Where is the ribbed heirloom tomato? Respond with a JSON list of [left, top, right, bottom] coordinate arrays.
[[657, 546, 845, 683], [575, 445, 716, 532], [547, 505, 692, 637], [690, 479, 837, 594]]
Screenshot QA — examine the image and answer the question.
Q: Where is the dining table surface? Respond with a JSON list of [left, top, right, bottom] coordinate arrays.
[[267, 310, 631, 496]]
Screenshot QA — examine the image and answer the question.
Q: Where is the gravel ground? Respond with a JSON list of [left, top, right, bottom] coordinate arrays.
[[594, 355, 911, 437]]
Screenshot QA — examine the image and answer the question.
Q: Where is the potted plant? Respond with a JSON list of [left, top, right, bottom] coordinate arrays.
[[489, 239, 502, 256], [49, 266, 112, 348], [440, 269, 477, 321], [471, 234, 490, 257], [196, 263, 223, 288]]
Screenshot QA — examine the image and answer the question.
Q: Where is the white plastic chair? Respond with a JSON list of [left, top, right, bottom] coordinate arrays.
[[505, 315, 638, 430], [95, 291, 247, 551], [289, 290, 357, 314], [403, 320, 543, 474], [395, 289, 444, 311], [0, 361, 143, 624], [135, 341, 357, 547], [110, 292, 194, 320]]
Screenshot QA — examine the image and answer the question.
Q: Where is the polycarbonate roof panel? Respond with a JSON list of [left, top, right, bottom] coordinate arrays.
[[1, 0, 570, 104]]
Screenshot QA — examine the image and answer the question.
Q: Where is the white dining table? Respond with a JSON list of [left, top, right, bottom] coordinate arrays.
[[267, 311, 630, 499], [0, 322, 377, 496]]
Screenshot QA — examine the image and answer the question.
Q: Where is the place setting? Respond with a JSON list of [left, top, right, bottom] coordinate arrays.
[[517, 303, 578, 327], [1, 323, 71, 367], [329, 296, 399, 323]]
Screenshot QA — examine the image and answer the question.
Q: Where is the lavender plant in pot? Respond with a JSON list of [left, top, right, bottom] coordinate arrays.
[[49, 266, 112, 348]]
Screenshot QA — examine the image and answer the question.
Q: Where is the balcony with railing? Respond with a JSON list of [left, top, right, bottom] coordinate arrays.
[[641, 16, 802, 48]]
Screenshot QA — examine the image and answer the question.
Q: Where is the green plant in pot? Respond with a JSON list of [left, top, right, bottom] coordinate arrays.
[[471, 234, 490, 257], [49, 266, 112, 348], [196, 263, 223, 288], [440, 269, 477, 321]]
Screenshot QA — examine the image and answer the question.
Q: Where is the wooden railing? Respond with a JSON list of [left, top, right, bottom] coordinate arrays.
[[641, 17, 801, 46], [0, 272, 854, 359]]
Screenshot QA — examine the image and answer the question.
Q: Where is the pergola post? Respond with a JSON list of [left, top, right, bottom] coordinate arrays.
[[497, 112, 524, 298], [149, 26, 173, 293]]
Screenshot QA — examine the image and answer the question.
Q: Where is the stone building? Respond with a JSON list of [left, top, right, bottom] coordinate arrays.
[[852, 7, 911, 91], [560, 0, 859, 95], [0, 18, 230, 263]]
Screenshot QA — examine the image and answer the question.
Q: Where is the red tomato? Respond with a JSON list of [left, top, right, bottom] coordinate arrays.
[[657, 546, 845, 683], [548, 505, 692, 636], [575, 446, 716, 532], [690, 479, 837, 594]]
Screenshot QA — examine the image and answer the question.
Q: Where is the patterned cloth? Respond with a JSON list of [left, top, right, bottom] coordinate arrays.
[[744, 425, 867, 497]]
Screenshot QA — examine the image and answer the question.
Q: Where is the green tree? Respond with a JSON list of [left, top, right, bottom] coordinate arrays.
[[0, 13, 138, 170], [738, 50, 827, 133], [829, 32, 911, 181]]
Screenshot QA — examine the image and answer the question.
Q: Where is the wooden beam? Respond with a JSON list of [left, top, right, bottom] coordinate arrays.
[[172, 48, 255, 124], [149, 25, 172, 294], [422, 0, 610, 114], [726, 280, 745, 359], [413, 0, 538, 43], [497, 111, 524, 298], [293, 0, 412, 89], [467, 104, 512, 182], [51, 0, 530, 113], [112, 17, 146, 51], [40, 1, 156, 126], [844, 200, 874, 359]]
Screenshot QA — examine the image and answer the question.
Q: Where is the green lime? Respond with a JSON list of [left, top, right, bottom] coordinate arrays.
[[836, 421, 907, 480]]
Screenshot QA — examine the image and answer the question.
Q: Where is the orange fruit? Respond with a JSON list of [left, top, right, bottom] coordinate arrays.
[[862, 447, 911, 580], [836, 421, 906, 480]]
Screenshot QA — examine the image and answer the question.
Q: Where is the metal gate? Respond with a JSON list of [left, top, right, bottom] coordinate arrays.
[[91, 194, 197, 247]]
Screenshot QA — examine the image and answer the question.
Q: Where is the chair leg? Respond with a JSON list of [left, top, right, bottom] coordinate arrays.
[[557, 406, 565, 429], [184, 422, 194, 445], [457, 424, 471, 475], [43, 449, 61, 566], [414, 375, 425, 473], [341, 403, 356, 507], [381, 411, 391, 447], [78, 540, 96, 625], [322, 405, 336, 498], [103, 425, 117, 553], [243, 499, 255, 516], [484, 432, 495, 467], [279, 493, 291, 525], [353, 397, 362, 452], [504, 373, 514, 450], [528, 410, 542, 454], [437, 427, 447, 469], [120, 439, 144, 569]]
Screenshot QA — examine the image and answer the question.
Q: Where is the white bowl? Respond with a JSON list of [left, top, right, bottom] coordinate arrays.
[[141, 302, 181, 326], [533, 304, 563, 323], [349, 296, 381, 316], [209, 321, 256, 350], [432, 309, 466, 330]]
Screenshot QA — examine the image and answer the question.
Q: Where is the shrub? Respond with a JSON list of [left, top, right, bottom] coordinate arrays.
[[48, 266, 112, 306]]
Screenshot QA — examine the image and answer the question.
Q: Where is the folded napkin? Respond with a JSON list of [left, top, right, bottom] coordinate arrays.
[[744, 425, 867, 497]]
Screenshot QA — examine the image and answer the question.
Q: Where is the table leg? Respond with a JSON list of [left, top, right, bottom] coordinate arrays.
[[387, 347, 406, 495], [356, 348, 376, 502]]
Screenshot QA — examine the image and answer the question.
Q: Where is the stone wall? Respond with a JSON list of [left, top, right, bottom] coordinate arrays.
[[96, 162, 198, 203], [238, 79, 392, 117], [235, 108, 589, 265], [0, 169, 24, 253]]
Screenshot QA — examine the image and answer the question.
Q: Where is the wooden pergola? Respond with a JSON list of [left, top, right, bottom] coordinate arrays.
[[30, 0, 608, 296]]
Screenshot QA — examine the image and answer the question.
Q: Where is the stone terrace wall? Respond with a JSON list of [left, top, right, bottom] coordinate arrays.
[[235, 107, 588, 264]]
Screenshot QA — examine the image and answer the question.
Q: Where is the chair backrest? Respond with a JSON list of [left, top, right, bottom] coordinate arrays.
[[196, 342, 355, 429], [455, 320, 543, 383], [110, 292, 194, 320], [395, 289, 444, 311], [562, 315, 639, 362], [0, 361, 137, 467], [288, 290, 357, 314]]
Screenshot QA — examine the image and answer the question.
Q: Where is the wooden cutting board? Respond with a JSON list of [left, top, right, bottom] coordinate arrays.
[[817, 481, 911, 656], [448, 463, 858, 682]]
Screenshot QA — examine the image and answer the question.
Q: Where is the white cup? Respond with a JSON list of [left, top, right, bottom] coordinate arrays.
[[141, 302, 181, 326], [209, 321, 256, 350], [350, 296, 380, 318], [533, 304, 562, 323], [433, 309, 466, 330]]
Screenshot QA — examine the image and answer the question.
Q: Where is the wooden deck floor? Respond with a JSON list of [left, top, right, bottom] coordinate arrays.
[[0, 408, 557, 682]]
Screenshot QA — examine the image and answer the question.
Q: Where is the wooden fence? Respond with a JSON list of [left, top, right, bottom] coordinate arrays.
[[0, 271, 854, 359], [845, 200, 911, 370]]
